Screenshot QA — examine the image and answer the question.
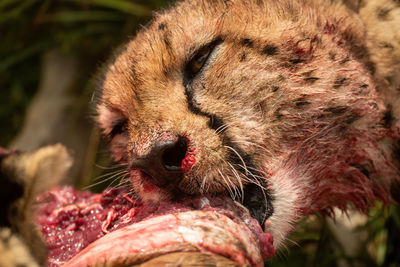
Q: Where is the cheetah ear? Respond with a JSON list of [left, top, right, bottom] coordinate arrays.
[[0, 144, 73, 265]]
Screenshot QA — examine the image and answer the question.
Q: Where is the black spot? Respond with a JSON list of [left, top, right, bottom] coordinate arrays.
[[333, 77, 349, 89], [0, 230, 11, 245], [377, 8, 391, 20], [241, 38, 253, 47], [382, 105, 394, 128], [360, 84, 369, 88], [240, 52, 246, 62], [295, 97, 311, 107], [272, 86, 279, 92], [329, 52, 336, 61], [302, 70, 314, 77], [345, 114, 361, 124], [289, 58, 305, 64], [274, 108, 283, 119], [323, 106, 348, 114], [381, 42, 394, 49], [340, 56, 350, 65], [199, 226, 211, 232], [163, 32, 171, 49], [158, 23, 166, 31], [304, 77, 319, 83], [262, 45, 278, 56]]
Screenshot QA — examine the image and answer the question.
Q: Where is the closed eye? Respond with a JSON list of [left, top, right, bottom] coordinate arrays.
[[110, 119, 128, 137]]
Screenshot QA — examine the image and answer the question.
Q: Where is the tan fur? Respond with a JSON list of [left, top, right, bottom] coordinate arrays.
[[97, 0, 400, 248], [0, 144, 72, 266]]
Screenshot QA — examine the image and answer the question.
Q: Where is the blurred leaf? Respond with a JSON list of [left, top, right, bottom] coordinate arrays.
[[0, 0, 38, 23], [43, 10, 125, 23], [87, 0, 151, 17], [0, 41, 52, 72]]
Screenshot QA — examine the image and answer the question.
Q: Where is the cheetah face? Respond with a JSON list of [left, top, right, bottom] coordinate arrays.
[[96, 0, 399, 247]]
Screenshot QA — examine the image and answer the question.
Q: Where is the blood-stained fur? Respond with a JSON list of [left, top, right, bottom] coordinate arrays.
[[96, 0, 400, 248]]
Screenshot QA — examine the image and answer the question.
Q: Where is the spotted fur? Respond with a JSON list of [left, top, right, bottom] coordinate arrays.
[[96, 0, 400, 248]]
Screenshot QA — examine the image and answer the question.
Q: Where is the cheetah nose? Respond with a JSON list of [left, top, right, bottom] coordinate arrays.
[[131, 137, 189, 185]]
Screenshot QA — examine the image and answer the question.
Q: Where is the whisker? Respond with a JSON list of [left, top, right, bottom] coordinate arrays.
[[84, 170, 128, 190], [200, 174, 208, 194], [95, 163, 128, 170], [218, 169, 236, 199], [227, 162, 244, 201], [236, 164, 268, 191], [231, 140, 271, 155], [224, 145, 249, 176], [108, 173, 129, 188]]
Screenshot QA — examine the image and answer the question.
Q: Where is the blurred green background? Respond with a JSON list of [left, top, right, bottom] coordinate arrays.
[[0, 1, 399, 266]]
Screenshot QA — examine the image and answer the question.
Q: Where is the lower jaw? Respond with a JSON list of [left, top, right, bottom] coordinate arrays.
[[36, 185, 275, 266]]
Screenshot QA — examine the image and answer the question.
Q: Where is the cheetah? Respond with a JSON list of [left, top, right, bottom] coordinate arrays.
[[96, 0, 400, 248], [1, 0, 400, 265]]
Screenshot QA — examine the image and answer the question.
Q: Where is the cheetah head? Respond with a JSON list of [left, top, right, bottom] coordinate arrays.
[[96, 0, 400, 247]]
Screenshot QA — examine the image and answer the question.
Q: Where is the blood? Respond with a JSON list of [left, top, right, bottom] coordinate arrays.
[[181, 136, 197, 172], [36, 186, 274, 266]]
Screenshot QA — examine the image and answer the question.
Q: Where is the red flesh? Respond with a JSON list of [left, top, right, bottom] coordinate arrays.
[[36, 186, 274, 266]]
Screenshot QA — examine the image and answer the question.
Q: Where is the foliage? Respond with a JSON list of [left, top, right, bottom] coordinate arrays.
[[0, 0, 169, 145]]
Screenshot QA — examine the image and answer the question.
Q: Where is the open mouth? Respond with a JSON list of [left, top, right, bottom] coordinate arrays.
[[36, 184, 275, 266]]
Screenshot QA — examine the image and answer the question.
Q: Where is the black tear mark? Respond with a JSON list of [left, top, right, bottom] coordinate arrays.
[[240, 52, 246, 62], [323, 106, 348, 114], [241, 38, 253, 47], [382, 105, 394, 128], [289, 58, 306, 64], [333, 77, 349, 89], [158, 23, 166, 31], [377, 8, 391, 20], [272, 86, 279, 92], [262, 45, 278, 56], [304, 77, 319, 83], [184, 83, 224, 132]]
